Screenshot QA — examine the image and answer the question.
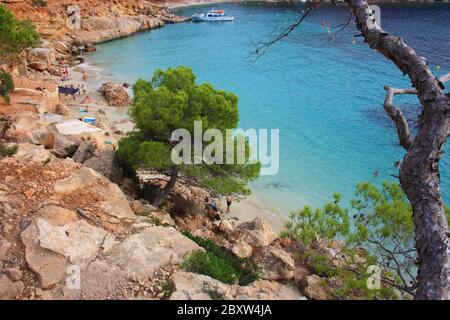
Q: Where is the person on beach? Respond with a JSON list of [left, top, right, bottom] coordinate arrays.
[[82, 70, 87, 81], [226, 194, 233, 214]]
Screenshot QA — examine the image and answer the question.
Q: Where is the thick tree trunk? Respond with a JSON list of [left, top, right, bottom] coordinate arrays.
[[152, 168, 179, 208], [347, 0, 450, 299]]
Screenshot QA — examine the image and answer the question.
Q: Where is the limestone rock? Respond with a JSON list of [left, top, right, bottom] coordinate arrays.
[[53, 166, 135, 227], [52, 132, 79, 158], [233, 280, 305, 300], [72, 140, 95, 163], [54, 41, 70, 54], [0, 275, 24, 300], [230, 240, 253, 259], [303, 275, 329, 300], [108, 226, 201, 280], [233, 217, 277, 247], [21, 224, 69, 289], [27, 48, 55, 72], [218, 219, 234, 234], [146, 210, 176, 227], [170, 271, 305, 300], [53, 166, 100, 195], [6, 112, 54, 147], [81, 260, 129, 299], [252, 246, 295, 280], [170, 271, 232, 300], [98, 82, 130, 107], [83, 149, 123, 184], [35, 218, 111, 266], [294, 266, 310, 287], [13, 143, 51, 162], [6, 267, 23, 282], [0, 240, 11, 261]]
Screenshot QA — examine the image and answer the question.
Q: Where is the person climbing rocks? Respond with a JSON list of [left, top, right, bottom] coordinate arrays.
[[226, 194, 233, 214]]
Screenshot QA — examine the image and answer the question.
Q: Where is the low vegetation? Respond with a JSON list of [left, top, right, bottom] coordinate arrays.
[[0, 4, 39, 64], [0, 143, 18, 157], [182, 231, 259, 285], [0, 72, 14, 105], [284, 182, 450, 299]]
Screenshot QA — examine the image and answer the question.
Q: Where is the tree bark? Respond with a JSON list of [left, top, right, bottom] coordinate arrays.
[[347, 0, 450, 299], [152, 168, 179, 208]]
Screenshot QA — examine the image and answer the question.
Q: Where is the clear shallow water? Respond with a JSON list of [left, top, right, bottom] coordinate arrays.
[[87, 3, 450, 214]]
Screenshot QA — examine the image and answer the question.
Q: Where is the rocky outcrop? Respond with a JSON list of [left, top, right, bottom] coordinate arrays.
[[98, 82, 130, 107], [170, 271, 305, 300], [229, 240, 253, 259], [13, 143, 52, 162], [3, 0, 187, 45], [5, 112, 54, 148], [27, 48, 56, 72], [51, 133, 79, 158], [72, 141, 95, 164], [0, 275, 24, 300], [107, 227, 201, 280], [252, 246, 295, 280], [303, 275, 330, 300], [83, 149, 123, 184], [231, 217, 277, 248]]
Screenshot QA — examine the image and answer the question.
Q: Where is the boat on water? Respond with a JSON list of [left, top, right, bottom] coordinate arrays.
[[192, 9, 234, 22]]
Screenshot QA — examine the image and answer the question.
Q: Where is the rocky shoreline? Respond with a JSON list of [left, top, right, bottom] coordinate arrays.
[[1, 0, 413, 301]]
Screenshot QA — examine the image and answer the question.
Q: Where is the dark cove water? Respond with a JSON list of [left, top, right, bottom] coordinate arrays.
[[87, 2, 450, 214]]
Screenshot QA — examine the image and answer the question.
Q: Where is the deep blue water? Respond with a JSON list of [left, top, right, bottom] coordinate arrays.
[[87, 2, 450, 213]]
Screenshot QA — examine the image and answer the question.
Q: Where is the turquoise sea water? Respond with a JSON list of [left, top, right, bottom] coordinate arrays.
[[87, 3, 450, 214]]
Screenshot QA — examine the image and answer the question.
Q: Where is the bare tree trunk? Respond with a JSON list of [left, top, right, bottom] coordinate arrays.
[[152, 168, 179, 208], [347, 0, 450, 299]]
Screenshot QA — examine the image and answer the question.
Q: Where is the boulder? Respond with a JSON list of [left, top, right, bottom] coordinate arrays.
[[229, 240, 253, 259], [252, 246, 295, 280], [52, 166, 135, 228], [28, 61, 47, 72], [218, 219, 234, 234], [0, 240, 11, 261], [27, 48, 56, 72], [294, 266, 311, 288], [170, 271, 305, 300], [0, 275, 23, 300], [54, 41, 70, 54], [51, 132, 80, 158], [303, 275, 329, 300], [6, 112, 54, 147], [232, 217, 277, 247], [35, 218, 112, 267], [98, 82, 130, 107], [147, 210, 176, 227], [233, 280, 305, 300], [130, 200, 157, 215], [72, 140, 95, 163], [21, 223, 69, 289], [107, 226, 201, 280], [170, 271, 233, 300], [83, 149, 123, 184], [6, 267, 23, 282], [13, 143, 52, 162]]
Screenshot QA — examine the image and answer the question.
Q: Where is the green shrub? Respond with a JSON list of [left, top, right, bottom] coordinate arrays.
[[182, 251, 239, 285], [0, 144, 18, 157], [0, 5, 39, 64], [182, 231, 259, 285], [284, 181, 449, 299], [0, 72, 14, 105]]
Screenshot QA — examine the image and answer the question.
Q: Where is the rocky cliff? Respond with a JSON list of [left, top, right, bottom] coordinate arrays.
[[1, 0, 187, 45]]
